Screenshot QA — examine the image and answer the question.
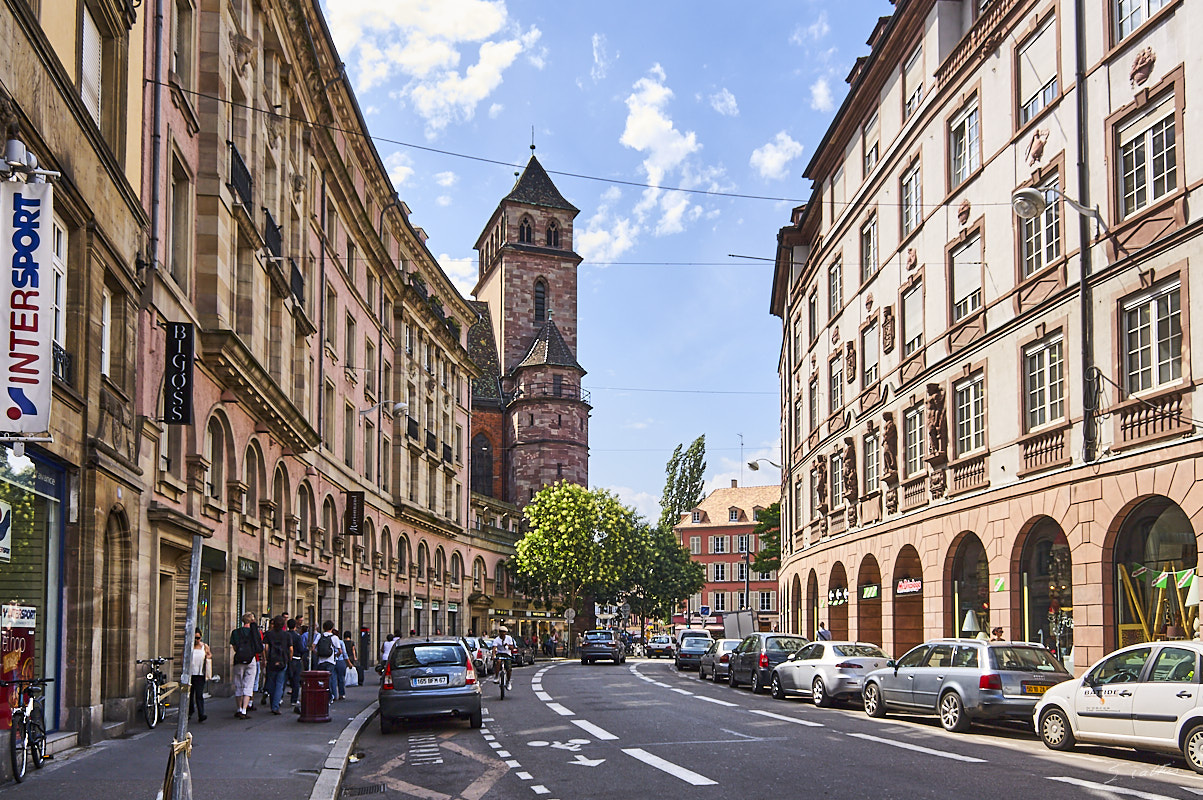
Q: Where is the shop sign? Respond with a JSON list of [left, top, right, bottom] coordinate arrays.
[[447, 603, 458, 612], [413, 599, 423, 610], [860, 583, 881, 601], [895, 577, 923, 595], [1, 605, 36, 730], [432, 601, 440, 610], [828, 587, 849, 606], [237, 557, 259, 579], [0, 182, 53, 434], [0, 499, 10, 563], [162, 322, 194, 425], [345, 491, 364, 536]]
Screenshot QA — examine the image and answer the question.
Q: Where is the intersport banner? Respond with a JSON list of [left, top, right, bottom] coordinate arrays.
[[0, 182, 53, 434]]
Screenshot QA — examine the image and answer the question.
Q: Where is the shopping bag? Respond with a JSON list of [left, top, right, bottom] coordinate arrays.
[[346, 666, 359, 687]]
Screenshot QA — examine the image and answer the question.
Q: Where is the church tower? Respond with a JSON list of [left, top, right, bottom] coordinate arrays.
[[469, 152, 590, 507]]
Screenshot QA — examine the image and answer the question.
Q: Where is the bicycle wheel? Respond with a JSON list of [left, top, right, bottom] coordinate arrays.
[[144, 683, 159, 729], [499, 674, 506, 700], [29, 705, 45, 769], [10, 709, 27, 782]]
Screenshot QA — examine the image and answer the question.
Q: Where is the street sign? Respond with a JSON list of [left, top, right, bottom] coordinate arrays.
[[699, 605, 710, 618], [565, 608, 576, 623]]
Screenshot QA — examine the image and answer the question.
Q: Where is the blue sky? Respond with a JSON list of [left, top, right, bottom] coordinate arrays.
[[321, 0, 893, 522]]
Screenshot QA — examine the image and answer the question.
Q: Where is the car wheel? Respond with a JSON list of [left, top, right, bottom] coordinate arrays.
[[812, 677, 832, 708], [729, 669, 740, 688], [939, 691, 970, 732], [698, 665, 707, 680], [1184, 725, 1203, 774], [863, 682, 886, 718], [771, 674, 786, 700], [469, 708, 483, 729], [750, 671, 764, 694], [380, 717, 394, 735], [1039, 707, 1076, 752]]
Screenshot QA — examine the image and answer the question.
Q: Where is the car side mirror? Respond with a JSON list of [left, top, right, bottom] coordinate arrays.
[[886, 659, 897, 669], [787, 652, 797, 661]]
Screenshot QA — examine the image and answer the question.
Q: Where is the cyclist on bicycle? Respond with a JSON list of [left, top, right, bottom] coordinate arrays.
[[491, 625, 516, 691]]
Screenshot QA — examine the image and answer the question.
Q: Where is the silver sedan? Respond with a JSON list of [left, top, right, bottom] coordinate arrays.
[[771, 641, 889, 707]]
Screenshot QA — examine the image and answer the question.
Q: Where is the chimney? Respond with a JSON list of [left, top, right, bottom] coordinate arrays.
[[731, 479, 738, 488]]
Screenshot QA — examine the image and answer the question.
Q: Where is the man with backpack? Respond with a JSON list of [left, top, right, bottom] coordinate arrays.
[[263, 615, 293, 714], [229, 613, 263, 719], [312, 620, 342, 700]]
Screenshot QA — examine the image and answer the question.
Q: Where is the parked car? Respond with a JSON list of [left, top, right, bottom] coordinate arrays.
[[771, 641, 889, 707], [379, 637, 482, 734], [676, 634, 713, 670], [580, 629, 626, 664], [1034, 641, 1203, 772], [862, 638, 1070, 732], [698, 639, 741, 682], [513, 638, 535, 666], [728, 633, 809, 693], [647, 635, 676, 659], [463, 636, 493, 677]]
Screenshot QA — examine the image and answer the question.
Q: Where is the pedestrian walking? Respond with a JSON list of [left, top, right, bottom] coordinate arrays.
[[229, 613, 263, 718], [187, 629, 212, 723], [312, 620, 341, 700], [287, 618, 304, 708], [337, 630, 357, 698], [817, 622, 832, 641], [263, 615, 292, 714], [381, 631, 398, 666]]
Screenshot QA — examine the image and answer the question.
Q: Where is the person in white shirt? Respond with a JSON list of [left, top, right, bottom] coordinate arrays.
[[491, 626, 516, 689]]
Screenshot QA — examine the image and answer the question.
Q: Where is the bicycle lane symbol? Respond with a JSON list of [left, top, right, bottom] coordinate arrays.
[[526, 738, 590, 752]]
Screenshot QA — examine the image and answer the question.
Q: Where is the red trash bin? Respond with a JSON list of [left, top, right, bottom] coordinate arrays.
[[299, 670, 331, 723]]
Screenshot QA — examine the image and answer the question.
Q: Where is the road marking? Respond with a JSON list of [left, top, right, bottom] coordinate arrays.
[[670, 688, 694, 695], [482, 734, 495, 741], [748, 709, 823, 727], [535, 691, 553, 701], [506, 760, 521, 768], [489, 742, 502, 749], [845, 732, 986, 763], [516, 771, 533, 780], [569, 754, 606, 766], [497, 750, 511, 757], [546, 703, 574, 716], [532, 786, 551, 795], [571, 719, 619, 740], [622, 748, 718, 786], [1047, 777, 1181, 799], [694, 695, 738, 707]]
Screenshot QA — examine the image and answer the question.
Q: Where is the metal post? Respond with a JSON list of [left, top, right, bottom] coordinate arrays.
[[170, 533, 204, 800]]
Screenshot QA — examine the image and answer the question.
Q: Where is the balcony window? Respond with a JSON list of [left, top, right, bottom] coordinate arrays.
[[1024, 334, 1065, 431], [903, 406, 925, 477], [830, 453, 844, 507], [863, 433, 880, 494]]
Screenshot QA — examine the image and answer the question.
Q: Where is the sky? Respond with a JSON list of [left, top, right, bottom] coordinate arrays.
[[320, 0, 894, 523]]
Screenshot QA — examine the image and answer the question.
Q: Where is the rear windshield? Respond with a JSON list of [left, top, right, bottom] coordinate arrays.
[[584, 631, 614, 641], [720, 641, 739, 652], [392, 644, 465, 668], [652, 636, 671, 643], [680, 633, 710, 642], [767, 636, 808, 653], [833, 644, 888, 658], [990, 646, 1065, 672]]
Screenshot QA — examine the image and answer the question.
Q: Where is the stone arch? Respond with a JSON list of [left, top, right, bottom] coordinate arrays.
[[828, 562, 850, 639], [243, 441, 265, 513], [397, 533, 411, 575], [1103, 494, 1197, 650], [202, 409, 236, 502], [545, 219, 560, 248], [271, 462, 290, 531], [790, 574, 803, 635], [945, 530, 989, 637], [472, 556, 486, 590], [450, 551, 464, 586], [1010, 515, 1073, 656], [321, 495, 337, 550], [856, 554, 883, 645], [518, 215, 534, 244], [434, 546, 446, 582], [417, 540, 429, 577], [297, 481, 315, 546], [101, 507, 133, 705], [805, 569, 819, 639], [381, 525, 393, 569], [892, 544, 924, 655], [363, 517, 376, 566], [494, 559, 508, 596], [534, 277, 548, 322]]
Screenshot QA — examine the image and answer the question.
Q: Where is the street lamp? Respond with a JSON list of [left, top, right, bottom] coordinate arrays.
[[1011, 187, 1108, 234], [747, 458, 783, 471], [359, 400, 408, 416]]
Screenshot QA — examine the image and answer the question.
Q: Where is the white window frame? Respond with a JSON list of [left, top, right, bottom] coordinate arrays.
[[691, 510, 701, 524], [863, 433, 880, 495], [1024, 334, 1065, 431], [711, 536, 728, 554], [862, 322, 879, 386], [830, 452, 844, 507], [808, 377, 820, 431], [903, 46, 924, 119], [100, 286, 112, 376], [759, 592, 774, 612], [51, 217, 67, 349], [901, 161, 922, 236], [689, 536, 701, 555], [712, 592, 727, 612], [729, 509, 739, 523], [954, 373, 986, 457], [1022, 174, 1062, 278], [1118, 95, 1177, 218], [1115, 0, 1170, 42], [904, 406, 925, 477], [902, 283, 924, 357], [713, 562, 727, 582], [737, 534, 749, 552], [860, 215, 878, 283], [1124, 280, 1181, 396], [80, 5, 103, 124], [950, 101, 981, 187], [829, 357, 843, 414], [863, 111, 879, 175], [737, 561, 748, 583], [1018, 16, 1058, 124], [828, 259, 842, 315], [951, 234, 983, 322]]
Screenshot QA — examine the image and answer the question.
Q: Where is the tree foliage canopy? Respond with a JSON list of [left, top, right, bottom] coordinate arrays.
[[657, 436, 706, 531], [750, 501, 781, 575], [624, 524, 704, 622]]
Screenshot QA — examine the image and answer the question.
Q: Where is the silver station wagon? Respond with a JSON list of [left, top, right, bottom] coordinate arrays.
[[379, 637, 482, 733], [862, 638, 1070, 732]]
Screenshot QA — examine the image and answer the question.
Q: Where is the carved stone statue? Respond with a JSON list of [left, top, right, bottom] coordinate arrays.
[[882, 306, 896, 354], [1130, 46, 1156, 87], [885, 485, 898, 514], [1026, 128, 1049, 167], [926, 383, 947, 462], [906, 247, 918, 271], [957, 198, 971, 227], [882, 411, 898, 483], [930, 468, 947, 500], [842, 437, 858, 527], [845, 342, 856, 384], [815, 455, 828, 512]]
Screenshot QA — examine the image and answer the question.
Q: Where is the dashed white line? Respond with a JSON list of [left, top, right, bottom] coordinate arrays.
[[571, 719, 619, 740], [1047, 777, 1179, 799], [748, 709, 823, 728], [516, 771, 533, 780], [506, 759, 521, 768], [531, 786, 551, 795], [845, 732, 986, 763], [497, 750, 511, 757], [546, 702, 574, 716], [622, 748, 717, 786], [535, 691, 553, 701], [694, 695, 737, 707], [670, 688, 694, 695]]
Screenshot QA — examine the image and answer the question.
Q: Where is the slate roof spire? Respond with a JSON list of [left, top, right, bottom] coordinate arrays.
[[512, 317, 584, 373], [505, 154, 579, 213]]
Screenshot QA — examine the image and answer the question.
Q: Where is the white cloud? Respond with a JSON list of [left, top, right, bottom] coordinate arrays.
[[435, 171, 458, 187], [436, 253, 476, 296], [488, 103, 504, 118], [604, 485, 660, 524], [620, 64, 700, 187], [624, 418, 654, 431], [577, 187, 640, 264], [436, 195, 452, 206], [790, 11, 830, 45], [325, 0, 541, 137], [591, 33, 611, 82], [749, 132, 805, 181], [708, 88, 738, 117], [809, 77, 834, 112], [384, 151, 415, 186]]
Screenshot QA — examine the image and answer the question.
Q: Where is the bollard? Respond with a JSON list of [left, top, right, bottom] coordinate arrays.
[[299, 670, 331, 723]]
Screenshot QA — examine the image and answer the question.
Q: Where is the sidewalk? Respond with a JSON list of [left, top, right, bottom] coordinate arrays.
[[4, 682, 378, 800]]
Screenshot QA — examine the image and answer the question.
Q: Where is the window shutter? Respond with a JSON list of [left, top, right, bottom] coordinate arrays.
[[903, 285, 923, 346], [81, 7, 103, 124], [1018, 18, 1056, 101], [863, 324, 878, 369], [904, 46, 924, 98], [952, 235, 982, 311]]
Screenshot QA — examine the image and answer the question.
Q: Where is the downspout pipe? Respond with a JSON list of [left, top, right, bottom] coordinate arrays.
[[148, 0, 165, 272], [1075, 0, 1097, 464]]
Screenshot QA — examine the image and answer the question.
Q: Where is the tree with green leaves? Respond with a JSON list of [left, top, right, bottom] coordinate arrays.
[[515, 481, 645, 617], [657, 436, 706, 531], [750, 501, 781, 575], [623, 524, 704, 626]]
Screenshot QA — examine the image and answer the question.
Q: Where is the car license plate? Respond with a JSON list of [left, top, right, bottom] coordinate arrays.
[[412, 676, 448, 687], [1023, 683, 1049, 694]]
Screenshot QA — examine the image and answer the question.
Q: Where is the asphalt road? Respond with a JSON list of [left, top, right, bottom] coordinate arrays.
[[343, 659, 1203, 800]]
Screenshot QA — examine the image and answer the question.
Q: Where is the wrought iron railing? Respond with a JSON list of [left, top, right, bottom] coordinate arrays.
[[228, 141, 252, 208], [425, 430, 437, 453], [263, 208, 282, 258], [442, 443, 452, 463], [514, 381, 591, 403], [289, 258, 304, 304], [407, 417, 419, 440], [52, 342, 72, 386]]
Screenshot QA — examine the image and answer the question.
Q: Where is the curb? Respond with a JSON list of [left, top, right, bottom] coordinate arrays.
[[309, 700, 379, 800]]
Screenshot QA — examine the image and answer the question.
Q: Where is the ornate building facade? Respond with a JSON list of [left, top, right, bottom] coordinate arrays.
[[772, 0, 1200, 676]]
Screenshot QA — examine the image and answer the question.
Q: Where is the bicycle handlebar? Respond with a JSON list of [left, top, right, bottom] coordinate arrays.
[[135, 657, 173, 665], [0, 677, 53, 687]]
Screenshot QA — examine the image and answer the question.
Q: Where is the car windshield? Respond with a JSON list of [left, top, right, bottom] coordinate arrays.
[[833, 644, 887, 658], [584, 631, 613, 641], [393, 644, 465, 668], [720, 641, 739, 652], [767, 636, 808, 653], [990, 646, 1065, 672], [653, 636, 671, 643]]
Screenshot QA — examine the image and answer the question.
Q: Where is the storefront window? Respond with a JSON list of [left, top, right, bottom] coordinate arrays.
[[1021, 522, 1073, 667], [1115, 497, 1197, 647], [951, 534, 988, 636]]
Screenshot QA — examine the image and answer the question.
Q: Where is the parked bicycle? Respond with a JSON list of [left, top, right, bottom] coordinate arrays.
[[493, 652, 513, 700], [1, 677, 52, 782], [136, 657, 173, 729]]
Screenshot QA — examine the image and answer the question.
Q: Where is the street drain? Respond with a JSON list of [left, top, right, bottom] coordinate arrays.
[[342, 785, 386, 797]]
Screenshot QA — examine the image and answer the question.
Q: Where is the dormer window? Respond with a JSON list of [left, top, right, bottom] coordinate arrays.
[[546, 220, 560, 248], [691, 511, 701, 523], [728, 509, 739, 522], [519, 217, 533, 244]]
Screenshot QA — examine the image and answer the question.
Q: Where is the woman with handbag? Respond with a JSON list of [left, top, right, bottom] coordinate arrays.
[[336, 630, 358, 699], [188, 629, 213, 723]]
